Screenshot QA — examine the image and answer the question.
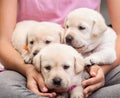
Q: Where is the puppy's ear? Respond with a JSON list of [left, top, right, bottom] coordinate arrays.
[[91, 19, 107, 38], [25, 32, 28, 46], [74, 54, 85, 74], [33, 54, 41, 72], [23, 32, 29, 51], [58, 28, 65, 43], [64, 17, 67, 28]]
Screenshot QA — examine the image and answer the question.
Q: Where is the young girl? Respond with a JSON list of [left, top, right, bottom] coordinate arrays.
[[0, 0, 120, 98]]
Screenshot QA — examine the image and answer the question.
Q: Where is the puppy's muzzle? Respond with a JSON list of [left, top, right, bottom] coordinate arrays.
[[33, 50, 39, 56], [65, 35, 73, 44], [53, 77, 62, 86]]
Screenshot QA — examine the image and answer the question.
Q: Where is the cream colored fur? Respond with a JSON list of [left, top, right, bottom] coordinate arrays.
[[64, 8, 116, 66], [12, 21, 64, 63], [33, 43, 89, 98]]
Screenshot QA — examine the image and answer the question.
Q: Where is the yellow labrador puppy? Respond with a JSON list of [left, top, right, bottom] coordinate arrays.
[[12, 21, 64, 64], [64, 8, 116, 66], [33, 43, 89, 98]]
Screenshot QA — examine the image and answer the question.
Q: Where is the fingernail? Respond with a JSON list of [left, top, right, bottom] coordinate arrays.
[[42, 87, 48, 92], [86, 94, 88, 98], [92, 72, 96, 76], [82, 82, 86, 86], [53, 92, 56, 96]]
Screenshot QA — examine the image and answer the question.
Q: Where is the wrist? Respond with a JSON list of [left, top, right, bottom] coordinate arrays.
[[100, 65, 113, 75], [24, 64, 36, 77], [85, 64, 99, 73], [16, 63, 35, 77]]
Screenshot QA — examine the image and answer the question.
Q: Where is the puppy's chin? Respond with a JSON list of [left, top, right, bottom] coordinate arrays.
[[76, 48, 84, 53], [65, 41, 85, 50], [46, 81, 69, 93], [48, 86, 68, 93], [76, 46, 94, 54], [67, 44, 86, 53], [72, 43, 98, 54]]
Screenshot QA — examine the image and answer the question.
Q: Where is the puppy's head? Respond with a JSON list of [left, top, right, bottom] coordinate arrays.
[[64, 8, 107, 53], [25, 22, 64, 52], [33, 43, 85, 93]]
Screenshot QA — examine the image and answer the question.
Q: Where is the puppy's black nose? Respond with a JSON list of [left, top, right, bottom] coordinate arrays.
[[53, 77, 62, 86], [33, 50, 39, 56], [66, 35, 73, 44]]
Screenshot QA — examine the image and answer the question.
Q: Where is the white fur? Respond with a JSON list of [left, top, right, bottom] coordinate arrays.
[[33, 43, 89, 98], [64, 8, 116, 65], [12, 20, 64, 63]]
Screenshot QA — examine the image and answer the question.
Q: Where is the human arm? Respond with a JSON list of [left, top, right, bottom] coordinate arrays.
[[100, 0, 120, 74], [82, 0, 120, 97], [0, 0, 56, 97]]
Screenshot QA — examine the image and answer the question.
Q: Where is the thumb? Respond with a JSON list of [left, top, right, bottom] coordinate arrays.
[[89, 65, 99, 77]]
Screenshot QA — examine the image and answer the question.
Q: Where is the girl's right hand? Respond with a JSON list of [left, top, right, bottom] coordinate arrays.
[[82, 65, 105, 98], [25, 64, 56, 98]]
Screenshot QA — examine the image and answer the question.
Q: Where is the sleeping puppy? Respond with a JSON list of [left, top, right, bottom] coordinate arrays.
[[12, 21, 64, 64], [64, 8, 117, 66], [33, 43, 89, 98]]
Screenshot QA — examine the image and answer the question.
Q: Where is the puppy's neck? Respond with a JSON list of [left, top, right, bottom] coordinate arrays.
[[68, 85, 77, 92]]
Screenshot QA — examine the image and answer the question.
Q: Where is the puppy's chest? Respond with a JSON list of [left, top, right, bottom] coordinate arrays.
[[72, 71, 89, 84]]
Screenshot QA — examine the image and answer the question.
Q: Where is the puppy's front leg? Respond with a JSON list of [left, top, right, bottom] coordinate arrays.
[[24, 49, 40, 64], [84, 48, 116, 66], [70, 85, 84, 98], [21, 49, 33, 64], [23, 54, 33, 64]]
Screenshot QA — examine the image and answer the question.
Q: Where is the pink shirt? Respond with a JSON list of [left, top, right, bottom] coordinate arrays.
[[17, 0, 101, 26]]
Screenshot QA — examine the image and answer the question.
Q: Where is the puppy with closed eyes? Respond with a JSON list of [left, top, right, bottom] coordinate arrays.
[[33, 43, 89, 98], [64, 8, 116, 66], [12, 20, 64, 64]]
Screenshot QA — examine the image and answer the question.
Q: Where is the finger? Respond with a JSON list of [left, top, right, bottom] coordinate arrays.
[[27, 78, 56, 98], [27, 77, 40, 94], [38, 92, 56, 98], [31, 87, 56, 98], [34, 71, 48, 92], [83, 82, 104, 97], [82, 76, 101, 87], [82, 69, 104, 87], [84, 92, 91, 98], [89, 65, 99, 77]]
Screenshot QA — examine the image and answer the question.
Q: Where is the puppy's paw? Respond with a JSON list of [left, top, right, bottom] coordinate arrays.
[[24, 50, 39, 64], [71, 92, 83, 98], [85, 56, 100, 66], [24, 56, 32, 64]]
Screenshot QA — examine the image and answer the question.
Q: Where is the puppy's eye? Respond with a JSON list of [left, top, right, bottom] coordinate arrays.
[[45, 65, 51, 70], [78, 26, 85, 30], [63, 65, 70, 70], [45, 40, 51, 44], [30, 40, 34, 45]]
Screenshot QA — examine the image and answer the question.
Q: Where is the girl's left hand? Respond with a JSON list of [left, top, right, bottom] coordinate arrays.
[[82, 65, 105, 98]]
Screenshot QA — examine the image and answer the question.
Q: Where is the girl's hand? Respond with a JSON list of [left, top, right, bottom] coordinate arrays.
[[82, 65, 105, 98], [25, 65, 56, 98]]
